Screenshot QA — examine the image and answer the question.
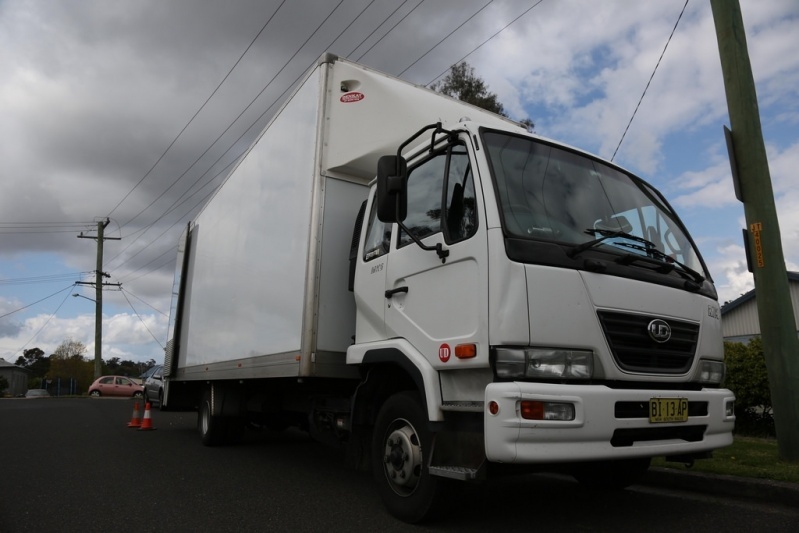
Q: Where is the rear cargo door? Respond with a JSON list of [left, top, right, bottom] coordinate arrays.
[[384, 141, 488, 368]]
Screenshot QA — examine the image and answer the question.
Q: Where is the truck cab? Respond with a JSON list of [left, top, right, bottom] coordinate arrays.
[[348, 121, 734, 521]]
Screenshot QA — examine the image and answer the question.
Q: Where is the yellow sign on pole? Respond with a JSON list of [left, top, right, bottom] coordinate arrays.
[[749, 222, 765, 267]]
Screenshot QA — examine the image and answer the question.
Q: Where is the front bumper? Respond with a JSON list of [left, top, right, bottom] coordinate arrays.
[[484, 382, 735, 463]]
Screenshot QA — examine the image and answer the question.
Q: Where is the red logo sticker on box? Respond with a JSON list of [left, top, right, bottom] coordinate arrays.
[[340, 92, 365, 103]]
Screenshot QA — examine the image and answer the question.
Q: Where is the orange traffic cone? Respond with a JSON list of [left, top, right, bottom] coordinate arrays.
[[127, 401, 142, 428], [138, 402, 157, 431]]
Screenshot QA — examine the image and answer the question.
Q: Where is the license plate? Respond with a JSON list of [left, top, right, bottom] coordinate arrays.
[[649, 397, 689, 423]]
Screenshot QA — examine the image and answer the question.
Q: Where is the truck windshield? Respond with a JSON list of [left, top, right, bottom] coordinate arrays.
[[483, 131, 706, 277]]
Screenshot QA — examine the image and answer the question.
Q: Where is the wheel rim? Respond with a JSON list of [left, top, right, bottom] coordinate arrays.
[[381, 419, 422, 496], [201, 401, 210, 435]]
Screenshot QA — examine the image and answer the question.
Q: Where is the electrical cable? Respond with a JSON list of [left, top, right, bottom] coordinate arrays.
[[0, 285, 76, 320], [116, 1, 345, 233], [345, 0, 414, 57], [425, 0, 545, 86], [107, 1, 288, 221], [398, 0, 494, 77], [0, 273, 90, 286], [355, 0, 426, 62], [611, 0, 690, 162], [121, 290, 165, 350], [109, 0, 494, 281], [109, 0, 390, 275], [9, 285, 75, 358], [120, 288, 168, 317]]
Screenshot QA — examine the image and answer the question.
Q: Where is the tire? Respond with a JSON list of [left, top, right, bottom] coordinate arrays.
[[372, 391, 444, 523], [198, 390, 227, 447], [133, 391, 143, 399], [89, 390, 101, 397], [572, 458, 651, 490]]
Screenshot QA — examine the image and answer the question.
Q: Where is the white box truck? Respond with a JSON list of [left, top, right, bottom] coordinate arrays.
[[163, 53, 735, 522]]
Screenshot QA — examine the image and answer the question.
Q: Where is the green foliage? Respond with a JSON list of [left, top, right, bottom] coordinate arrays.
[[653, 436, 798, 483], [724, 338, 774, 436], [49, 338, 93, 394], [431, 62, 534, 132], [0, 375, 9, 394], [16, 347, 51, 384]]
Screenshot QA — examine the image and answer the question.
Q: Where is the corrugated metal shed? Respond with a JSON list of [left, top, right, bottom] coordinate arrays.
[[0, 357, 29, 397], [721, 272, 799, 342]]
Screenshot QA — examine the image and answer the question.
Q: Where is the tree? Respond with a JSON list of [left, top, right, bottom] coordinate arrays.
[[16, 347, 50, 386], [49, 339, 93, 395], [431, 62, 534, 132], [724, 338, 774, 436], [0, 375, 9, 396], [51, 339, 88, 360]]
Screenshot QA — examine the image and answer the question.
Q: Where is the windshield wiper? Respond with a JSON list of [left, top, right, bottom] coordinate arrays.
[[567, 229, 655, 258], [568, 228, 705, 284]]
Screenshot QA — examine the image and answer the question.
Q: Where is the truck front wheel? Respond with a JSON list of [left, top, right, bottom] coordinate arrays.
[[372, 391, 444, 523]]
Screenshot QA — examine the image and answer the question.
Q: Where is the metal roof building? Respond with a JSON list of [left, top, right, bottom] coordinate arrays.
[[721, 272, 799, 343], [0, 358, 28, 397]]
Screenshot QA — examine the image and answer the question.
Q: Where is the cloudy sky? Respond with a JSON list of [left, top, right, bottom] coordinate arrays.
[[1, 0, 797, 364]]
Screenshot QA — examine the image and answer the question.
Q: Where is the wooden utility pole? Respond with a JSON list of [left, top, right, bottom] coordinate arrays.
[[711, 0, 799, 461], [77, 219, 121, 379]]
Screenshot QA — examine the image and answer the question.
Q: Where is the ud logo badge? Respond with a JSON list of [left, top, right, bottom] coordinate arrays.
[[647, 319, 672, 343]]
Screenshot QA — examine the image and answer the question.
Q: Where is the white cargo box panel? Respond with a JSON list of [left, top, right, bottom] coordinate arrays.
[[174, 54, 523, 381]]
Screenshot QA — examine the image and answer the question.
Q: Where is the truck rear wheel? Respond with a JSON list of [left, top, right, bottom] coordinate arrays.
[[572, 458, 651, 490], [372, 391, 444, 523], [199, 390, 227, 446]]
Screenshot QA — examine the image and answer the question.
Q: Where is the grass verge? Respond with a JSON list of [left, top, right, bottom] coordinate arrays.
[[652, 436, 799, 483]]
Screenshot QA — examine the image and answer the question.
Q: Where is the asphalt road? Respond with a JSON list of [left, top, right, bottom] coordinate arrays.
[[1, 398, 797, 532]]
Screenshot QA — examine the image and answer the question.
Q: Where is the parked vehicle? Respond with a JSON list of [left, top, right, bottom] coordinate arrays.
[[142, 365, 163, 405], [163, 54, 735, 523], [24, 389, 50, 398], [88, 376, 144, 398]]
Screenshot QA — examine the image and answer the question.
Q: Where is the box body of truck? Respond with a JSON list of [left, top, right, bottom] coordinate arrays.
[[164, 53, 734, 523]]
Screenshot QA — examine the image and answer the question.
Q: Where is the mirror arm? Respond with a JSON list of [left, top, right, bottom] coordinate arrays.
[[394, 196, 448, 263]]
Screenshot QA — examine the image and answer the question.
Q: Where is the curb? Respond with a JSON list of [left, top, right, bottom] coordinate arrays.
[[642, 467, 799, 507]]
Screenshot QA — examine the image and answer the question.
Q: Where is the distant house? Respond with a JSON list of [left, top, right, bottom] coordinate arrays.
[[0, 358, 29, 397], [721, 272, 799, 343]]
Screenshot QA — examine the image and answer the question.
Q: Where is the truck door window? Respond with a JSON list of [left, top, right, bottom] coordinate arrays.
[[363, 199, 390, 261], [399, 145, 475, 247]]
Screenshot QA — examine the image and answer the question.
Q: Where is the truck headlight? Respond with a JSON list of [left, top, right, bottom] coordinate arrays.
[[494, 348, 594, 380], [699, 360, 725, 385]]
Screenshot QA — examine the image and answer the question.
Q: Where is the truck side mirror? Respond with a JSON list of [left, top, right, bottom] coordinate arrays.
[[376, 155, 407, 223]]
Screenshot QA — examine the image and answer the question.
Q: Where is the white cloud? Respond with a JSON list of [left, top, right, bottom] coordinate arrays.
[[0, 311, 166, 363]]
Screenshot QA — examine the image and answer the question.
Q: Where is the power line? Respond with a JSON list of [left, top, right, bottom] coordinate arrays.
[[109, 1, 503, 282], [398, 0, 494, 77], [107, 1, 288, 221], [345, 0, 415, 57], [109, 0, 390, 276], [9, 286, 74, 358], [425, 0, 545, 86], [121, 290, 165, 350], [0, 272, 90, 286], [611, 0, 690, 162], [0, 284, 76, 320], [121, 288, 168, 317], [116, 1, 346, 234], [355, 0, 426, 62]]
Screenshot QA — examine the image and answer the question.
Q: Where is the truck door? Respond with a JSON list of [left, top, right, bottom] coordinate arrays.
[[384, 140, 488, 367], [353, 194, 391, 343]]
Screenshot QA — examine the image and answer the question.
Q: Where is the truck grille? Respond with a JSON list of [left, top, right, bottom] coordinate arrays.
[[597, 311, 698, 374]]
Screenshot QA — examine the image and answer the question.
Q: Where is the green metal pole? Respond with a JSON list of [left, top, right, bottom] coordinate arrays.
[[711, 0, 799, 461]]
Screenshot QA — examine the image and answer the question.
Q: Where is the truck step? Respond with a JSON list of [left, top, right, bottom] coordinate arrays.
[[428, 465, 479, 480]]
